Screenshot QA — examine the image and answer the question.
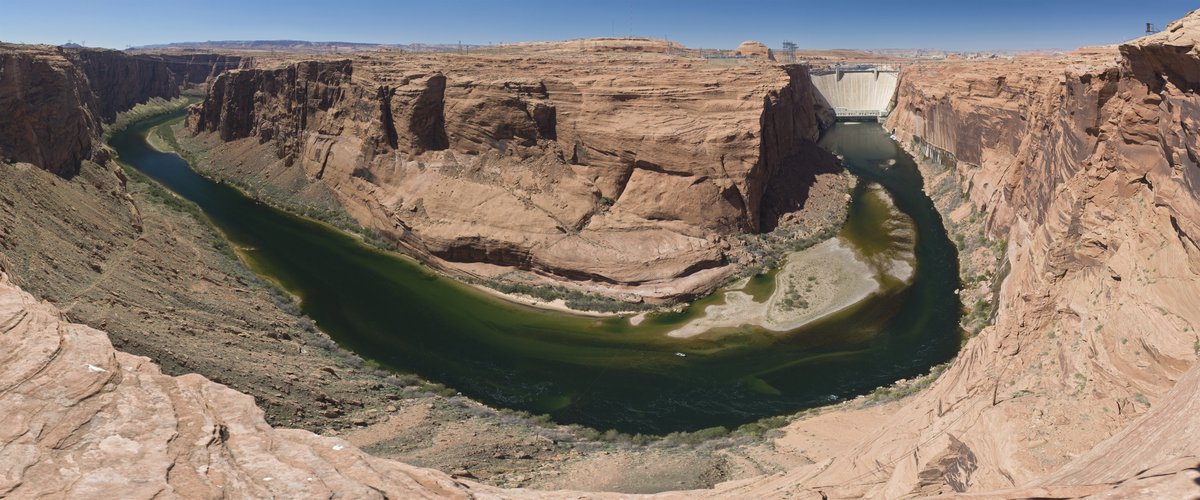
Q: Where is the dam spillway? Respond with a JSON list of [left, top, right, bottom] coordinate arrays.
[[809, 66, 899, 121]]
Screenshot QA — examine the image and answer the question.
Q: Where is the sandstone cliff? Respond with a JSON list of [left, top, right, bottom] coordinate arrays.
[[0, 44, 102, 176], [150, 52, 248, 85], [710, 9, 1200, 498], [185, 53, 838, 298], [0, 43, 782, 491], [59, 49, 250, 121], [65, 48, 179, 121], [0, 44, 191, 176]]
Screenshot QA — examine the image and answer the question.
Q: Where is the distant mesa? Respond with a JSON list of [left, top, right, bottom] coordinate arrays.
[[735, 40, 775, 61], [131, 40, 483, 53], [504, 37, 679, 54]]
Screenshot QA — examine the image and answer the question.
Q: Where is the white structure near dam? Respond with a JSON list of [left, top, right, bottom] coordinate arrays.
[[809, 66, 899, 121]]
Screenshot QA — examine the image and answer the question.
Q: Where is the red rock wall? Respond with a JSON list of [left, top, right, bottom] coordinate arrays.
[[185, 56, 838, 291], [66, 48, 179, 121], [0, 46, 101, 176], [0, 45, 191, 176], [188, 59, 833, 233], [153, 53, 248, 86]]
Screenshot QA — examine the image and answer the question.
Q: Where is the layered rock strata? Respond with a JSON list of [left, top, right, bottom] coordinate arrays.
[[185, 54, 839, 299], [0, 45, 717, 490], [151, 52, 248, 86], [0, 44, 106, 176], [0, 44, 237, 176], [0, 46, 445, 434], [65, 48, 179, 121]]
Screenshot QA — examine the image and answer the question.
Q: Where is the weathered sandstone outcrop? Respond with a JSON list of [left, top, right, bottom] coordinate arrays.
[[0, 44, 775, 490], [186, 53, 837, 298], [0, 272, 501, 498], [1, 262, 1196, 497], [734, 40, 775, 61]]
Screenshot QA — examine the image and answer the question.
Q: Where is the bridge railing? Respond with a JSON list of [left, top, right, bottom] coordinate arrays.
[[803, 63, 900, 74], [833, 108, 889, 121]]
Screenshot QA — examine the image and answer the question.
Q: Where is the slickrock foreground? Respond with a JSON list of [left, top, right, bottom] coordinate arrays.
[[0, 273, 502, 498], [0, 265, 1195, 498]]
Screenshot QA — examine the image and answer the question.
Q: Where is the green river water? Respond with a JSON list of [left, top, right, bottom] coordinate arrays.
[[109, 112, 962, 434]]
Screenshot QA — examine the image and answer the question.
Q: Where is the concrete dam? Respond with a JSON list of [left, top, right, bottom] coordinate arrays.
[[809, 66, 899, 121]]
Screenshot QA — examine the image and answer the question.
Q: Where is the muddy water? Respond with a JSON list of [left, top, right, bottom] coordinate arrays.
[[110, 112, 962, 434]]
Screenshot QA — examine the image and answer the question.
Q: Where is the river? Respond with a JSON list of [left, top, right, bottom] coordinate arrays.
[[108, 112, 962, 435]]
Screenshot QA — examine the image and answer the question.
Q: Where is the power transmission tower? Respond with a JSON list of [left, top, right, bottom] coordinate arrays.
[[627, 0, 633, 38], [782, 41, 798, 62]]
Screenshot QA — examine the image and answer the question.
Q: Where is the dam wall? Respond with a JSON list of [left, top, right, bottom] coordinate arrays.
[[809, 67, 899, 121]]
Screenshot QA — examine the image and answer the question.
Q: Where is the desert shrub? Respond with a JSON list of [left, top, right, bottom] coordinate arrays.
[[733, 415, 790, 438], [480, 279, 656, 313], [385, 373, 421, 387], [864, 361, 951, 406]]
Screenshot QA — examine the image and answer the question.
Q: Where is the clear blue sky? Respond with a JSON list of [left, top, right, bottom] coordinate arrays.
[[2, 1, 1196, 51]]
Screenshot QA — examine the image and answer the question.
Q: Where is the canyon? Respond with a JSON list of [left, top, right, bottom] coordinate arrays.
[[1, 8, 1200, 500]]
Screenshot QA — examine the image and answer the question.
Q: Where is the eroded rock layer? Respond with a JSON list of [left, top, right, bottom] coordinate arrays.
[[151, 52, 249, 86], [185, 54, 838, 297], [0, 44, 104, 176], [66, 48, 179, 121], [0, 44, 240, 177]]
